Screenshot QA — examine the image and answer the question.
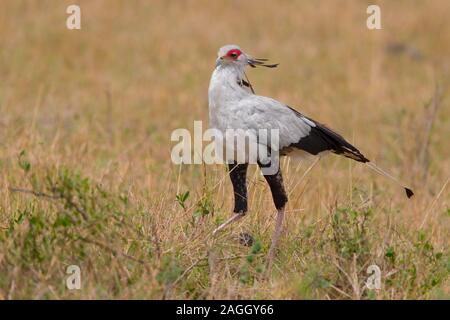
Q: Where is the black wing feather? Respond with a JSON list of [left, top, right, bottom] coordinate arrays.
[[286, 106, 369, 163]]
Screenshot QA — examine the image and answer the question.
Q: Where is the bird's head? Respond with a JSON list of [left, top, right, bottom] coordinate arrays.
[[216, 45, 278, 69]]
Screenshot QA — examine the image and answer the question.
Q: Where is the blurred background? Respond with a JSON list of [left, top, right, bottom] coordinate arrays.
[[0, 0, 448, 299]]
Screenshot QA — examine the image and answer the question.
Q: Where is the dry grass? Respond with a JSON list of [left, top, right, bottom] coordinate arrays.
[[0, 0, 449, 299]]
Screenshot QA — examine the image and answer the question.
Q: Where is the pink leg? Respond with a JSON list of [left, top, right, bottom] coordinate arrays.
[[212, 213, 245, 235], [267, 207, 285, 268]]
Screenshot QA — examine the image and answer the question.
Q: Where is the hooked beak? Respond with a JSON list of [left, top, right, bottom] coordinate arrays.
[[247, 56, 279, 68], [216, 55, 235, 67]]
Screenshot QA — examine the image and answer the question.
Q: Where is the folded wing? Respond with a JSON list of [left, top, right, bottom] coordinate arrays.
[[237, 96, 368, 163]]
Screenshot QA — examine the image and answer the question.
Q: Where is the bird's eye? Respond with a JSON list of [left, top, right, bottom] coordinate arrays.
[[230, 53, 237, 58]]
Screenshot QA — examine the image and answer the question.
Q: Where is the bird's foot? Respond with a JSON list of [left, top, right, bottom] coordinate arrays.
[[212, 213, 245, 236], [239, 232, 254, 247]]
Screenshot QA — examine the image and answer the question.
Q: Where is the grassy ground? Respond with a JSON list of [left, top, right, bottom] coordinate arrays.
[[0, 0, 449, 299]]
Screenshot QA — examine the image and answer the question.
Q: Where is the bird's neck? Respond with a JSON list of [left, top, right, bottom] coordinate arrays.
[[208, 64, 249, 108]]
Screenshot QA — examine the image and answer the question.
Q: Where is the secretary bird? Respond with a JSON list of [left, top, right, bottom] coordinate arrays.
[[208, 44, 413, 264]]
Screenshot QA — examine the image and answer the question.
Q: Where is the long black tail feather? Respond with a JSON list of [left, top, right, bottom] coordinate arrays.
[[287, 107, 414, 199]]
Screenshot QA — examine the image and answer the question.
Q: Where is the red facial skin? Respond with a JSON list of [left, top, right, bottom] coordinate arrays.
[[225, 49, 242, 60]]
